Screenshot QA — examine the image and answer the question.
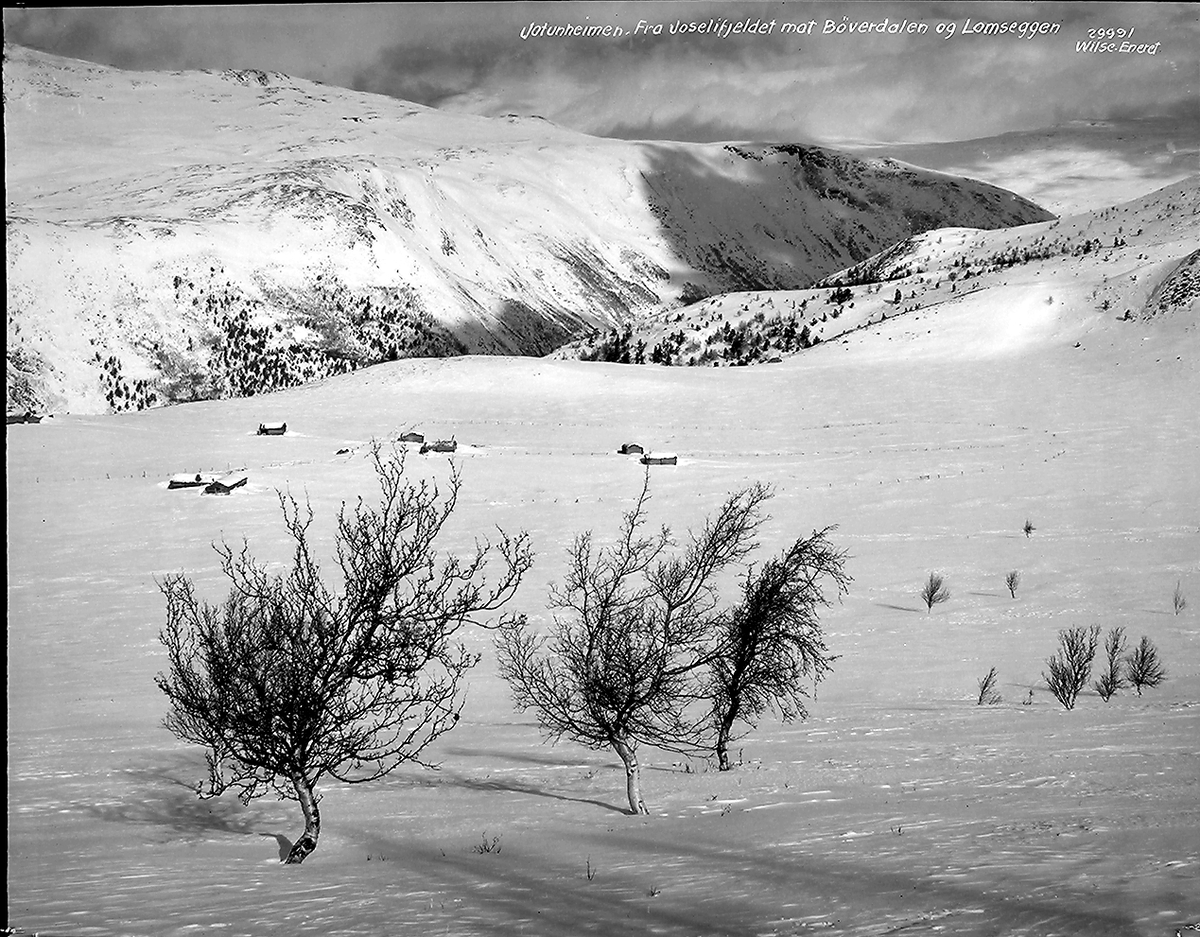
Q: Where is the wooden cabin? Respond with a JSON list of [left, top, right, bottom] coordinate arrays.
[[203, 473, 249, 495], [640, 452, 678, 466], [257, 422, 287, 436], [420, 437, 457, 454], [168, 472, 217, 489], [618, 442, 644, 455], [399, 432, 425, 444]]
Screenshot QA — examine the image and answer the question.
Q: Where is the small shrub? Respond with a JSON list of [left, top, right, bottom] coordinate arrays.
[[1043, 625, 1100, 710], [1173, 581, 1187, 615], [1023, 519, 1036, 538], [1093, 626, 1127, 702], [920, 572, 950, 612], [473, 832, 502, 854], [1125, 636, 1167, 696], [1005, 570, 1020, 599], [976, 666, 1002, 705]]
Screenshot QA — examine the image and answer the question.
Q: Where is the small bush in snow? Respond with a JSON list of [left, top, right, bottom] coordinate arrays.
[[1005, 571, 1020, 599], [1043, 625, 1100, 710], [1173, 581, 1187, 616], [1093, 626, 1127, 702], [1125, 636, 1167, 696], [976, 667, 1002, 705], [919, 572, 950, 612]]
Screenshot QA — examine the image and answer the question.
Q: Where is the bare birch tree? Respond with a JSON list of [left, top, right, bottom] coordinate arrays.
[[1125, 635, 1167, 695], [1043, 625, 1100, 710], [495, 477, 770, 813], [156, 443, 532, 863], [706, 527, 848, 770]]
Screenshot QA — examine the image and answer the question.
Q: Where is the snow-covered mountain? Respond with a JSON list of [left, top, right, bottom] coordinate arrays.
[[5, 45, 1051, 414], [558, 174, 1199, 366]]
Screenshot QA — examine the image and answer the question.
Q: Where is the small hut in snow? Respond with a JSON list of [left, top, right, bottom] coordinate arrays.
[[257, 422, 287, 436], [640, 452, 678, 466], [400, 432, 425, 444], [203, 473, 249, 495], [168, 472, 217, 489], [618, 442, 644, 455], [420, 437, 457, 454]]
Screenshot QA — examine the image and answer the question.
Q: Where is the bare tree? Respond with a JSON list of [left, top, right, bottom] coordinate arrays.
[[1173, 580, 1187, 616], [707, 527, 848, 770], [156, 443, 532, 863], [1093, 626, 1127, 702], [976, 666, 1002, 705], [1125, 635, 1167, 696], [1005, 570, 1020, 599], [1043, 625, 1100, 710], [919, 572, 950, 612], [495, 477, 770, 813]]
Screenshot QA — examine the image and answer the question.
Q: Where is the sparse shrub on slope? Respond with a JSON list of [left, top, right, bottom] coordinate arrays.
[[976, 667, 1002, 705], [919, 572, 951, 612], [1005, 571, 1020, 599], [156, 443, 532, 863], [1125, 635, 1167, 696], [1043, 625, 1101, 710], [1093, 626, 1127, 702]]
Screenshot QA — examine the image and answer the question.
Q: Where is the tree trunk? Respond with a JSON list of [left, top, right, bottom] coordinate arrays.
[[613, 739, 648, 815], [716, 723, 733, 772], [284, 774, 321, 864]]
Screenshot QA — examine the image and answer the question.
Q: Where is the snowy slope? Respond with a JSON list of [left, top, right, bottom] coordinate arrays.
[[560, 175, 1199, 366], [5, 45, 1051, 415], [8, 274, 1198, 936]]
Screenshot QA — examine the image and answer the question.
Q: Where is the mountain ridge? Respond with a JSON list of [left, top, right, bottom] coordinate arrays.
[[6, 44, 1053, 414]]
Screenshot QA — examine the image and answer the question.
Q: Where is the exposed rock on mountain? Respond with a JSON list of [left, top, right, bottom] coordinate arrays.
[[5, 45, 1052, 413]]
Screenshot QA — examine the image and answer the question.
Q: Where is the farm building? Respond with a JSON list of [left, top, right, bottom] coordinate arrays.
[[7, 411, 43, 424], [420, 438, 457, 454], [641, 452, 678, 466], [168, 472, 217, 490], [203, 473, 249, 495], [399, 432, 425, 444], [257, 422, 287, 435], [618, 442, 644, 455]]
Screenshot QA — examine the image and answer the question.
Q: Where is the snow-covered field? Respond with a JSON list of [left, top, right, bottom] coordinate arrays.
[[8, 277, 1198, 934]]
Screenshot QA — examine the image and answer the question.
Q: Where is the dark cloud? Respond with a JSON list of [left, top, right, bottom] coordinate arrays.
[[4, 2, 1197, 146]]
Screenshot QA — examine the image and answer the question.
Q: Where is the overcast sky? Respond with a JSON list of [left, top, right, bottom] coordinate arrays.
[[5, 2, 1197, 144]]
